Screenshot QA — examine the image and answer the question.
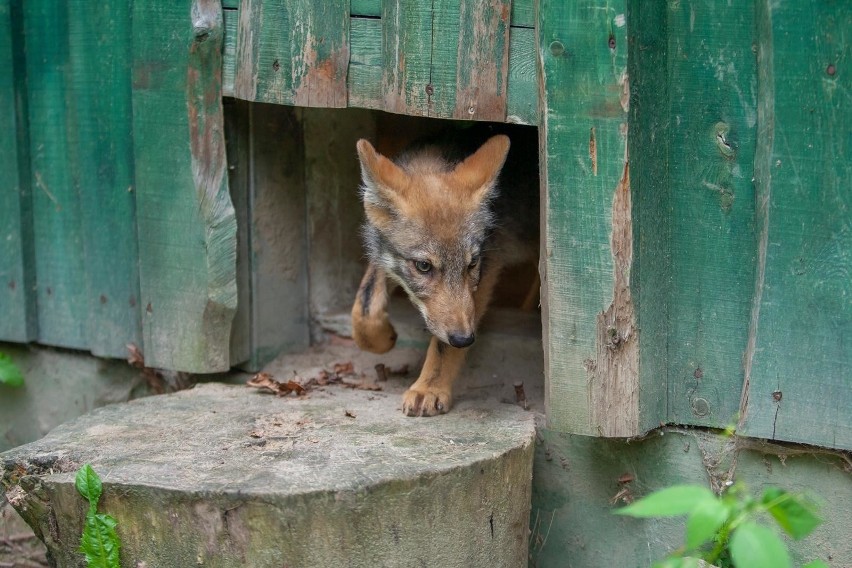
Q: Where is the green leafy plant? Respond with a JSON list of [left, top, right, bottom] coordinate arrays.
[[75, 464, 121, 568], [0, 352, 24, 387], [615, 482, 826, 568]]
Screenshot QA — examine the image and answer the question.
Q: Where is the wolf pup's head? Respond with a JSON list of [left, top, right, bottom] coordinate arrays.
[[355, 135, 510, 348]]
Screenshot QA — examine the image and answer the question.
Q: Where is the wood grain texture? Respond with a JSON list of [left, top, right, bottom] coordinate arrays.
[[22, 0, 89, 349], [0, 0, 36, 342], [452, 0, 511, 120], [234, 0, 348, 107], [222, 6, 237, 96], [664, 1, 758, 429], [538, 0, 639, 436], [741, 1, 851, 450], [627, 0, 669, 430], [506, 27, 537, 125], [132, 0, 237, 372], [67, 0, 142, 358], [381, 0, 432, 116], [348, 16, 383, 109]]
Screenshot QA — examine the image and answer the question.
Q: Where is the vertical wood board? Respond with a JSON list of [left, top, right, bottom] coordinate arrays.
[[627, 0, 670, 428], [132, 0, 237, 372], [741, 1, 851, 450], [23, 0, 89, 350], [0, 0, 36, 342], [234, 0, 348, 107], [664, 1, 758, 428], [67, 0, 142, 358], [381, 0, 432, 116], [538, 0, 643, 436]]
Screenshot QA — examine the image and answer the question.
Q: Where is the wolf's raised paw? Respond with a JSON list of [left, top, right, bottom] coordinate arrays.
[[402, 388, 452, 417]]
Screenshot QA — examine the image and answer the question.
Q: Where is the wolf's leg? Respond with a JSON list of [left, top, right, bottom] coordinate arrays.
[[351, 263, 397, 354], [402, 256, 505, 416]]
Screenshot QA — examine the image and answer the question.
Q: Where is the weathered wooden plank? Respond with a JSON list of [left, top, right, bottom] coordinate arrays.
[[234, 0, 348, 107], [350, 0, 379, 18], [627, 0, 669, 429], [428, 0, 462, 117], [451, 0, 511, 121], [539, 0, 640, 436], [741, 1, 851, 450], [23, 0, 89, 350], [67, 0, 142, 358], [132, 0, 237, 372], [664, 1, 758, 429], [222, 7, 237, 97], [381, 0, 432, 116], [506, 27, 536, 125], [0, 0, 36, 343], [348, 16, 383, 110], [510, 0, 533, 28]]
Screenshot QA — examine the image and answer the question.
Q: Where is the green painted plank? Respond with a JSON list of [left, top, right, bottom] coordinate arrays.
[[23, 0, 88, 350], [348, 16, 383, 109], [223, 7, 237, 97], [539, 0, 643, 437], [381, 0, 432, 116], [531, 428, 852, 567], [0, 0, 36, 342], [742, 1, 851, 451], [429, 0, 461, 117], [506, 27, 536, 125], [351, 0, 532, 28], [511, 0, 533, 29], [234, 0, 349, 107], [446, 0, 511, 121], [627, 0, 669, 429], [350, 0, 379, 18], [664, 1, 758, 429], [132, 0, 237, 372], [67, 0, 141, 358]]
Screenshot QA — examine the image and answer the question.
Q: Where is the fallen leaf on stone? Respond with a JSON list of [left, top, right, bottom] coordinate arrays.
[[333, 361, 355, 377], [345, 410, 356, 418], [247, 373, 309, 397]]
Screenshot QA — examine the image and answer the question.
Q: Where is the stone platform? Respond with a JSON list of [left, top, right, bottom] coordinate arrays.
[[2, 382, 536, 567]]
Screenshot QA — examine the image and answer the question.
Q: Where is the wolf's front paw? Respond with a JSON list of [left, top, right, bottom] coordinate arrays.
[[352, 313, 397, 354], [402, 388, 452, 417]]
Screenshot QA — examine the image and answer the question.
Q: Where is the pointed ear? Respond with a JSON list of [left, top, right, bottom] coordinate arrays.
[[451, 135, 510, 199], [356, 139, 411, 227], [356, 139, 411, 200]]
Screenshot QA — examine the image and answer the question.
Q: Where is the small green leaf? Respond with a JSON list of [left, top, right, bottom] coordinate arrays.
[[729, 521, 790, 568], [79, 513, 121, 568], [686, 498, 729, 549], [0, 353, 24, 387], [802, 560, 829, 568], [615, 485, 716, 518], [75, 464, 103, 505], [761, 487, 822, 539]]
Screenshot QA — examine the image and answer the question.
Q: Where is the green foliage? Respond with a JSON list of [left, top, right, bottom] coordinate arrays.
[[75, 464, 121, 568], [0, 352, 24, 387], [615, 482, 826, 568]]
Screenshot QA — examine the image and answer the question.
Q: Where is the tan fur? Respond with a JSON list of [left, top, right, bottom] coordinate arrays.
[[353, 134, 527, 417]]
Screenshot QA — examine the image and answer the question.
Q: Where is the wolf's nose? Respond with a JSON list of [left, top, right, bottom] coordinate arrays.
[[447, 333, 475, 348]]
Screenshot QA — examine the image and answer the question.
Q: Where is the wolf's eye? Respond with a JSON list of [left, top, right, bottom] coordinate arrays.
[[468, 256, 480, 269], [414, 260, 432, 273]]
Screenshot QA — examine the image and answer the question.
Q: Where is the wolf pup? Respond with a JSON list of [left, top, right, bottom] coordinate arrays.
[[351, 129, 538, 417]]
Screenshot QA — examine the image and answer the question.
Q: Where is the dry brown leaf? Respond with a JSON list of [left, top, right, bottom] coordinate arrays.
[[333, 361, 355, 377], [344, 410, 356, 418]]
